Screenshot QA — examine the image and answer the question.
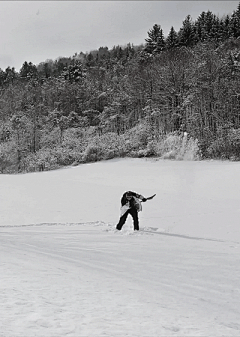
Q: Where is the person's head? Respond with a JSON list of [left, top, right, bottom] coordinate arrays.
[[126, 191, 132, 200]]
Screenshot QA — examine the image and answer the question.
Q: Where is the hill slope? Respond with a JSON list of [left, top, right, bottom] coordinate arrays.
[[1, 158, 240, 336]]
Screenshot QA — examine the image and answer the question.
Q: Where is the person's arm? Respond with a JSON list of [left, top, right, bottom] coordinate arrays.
[[121, 193, 127, 206], [132, 192, 147, 202]]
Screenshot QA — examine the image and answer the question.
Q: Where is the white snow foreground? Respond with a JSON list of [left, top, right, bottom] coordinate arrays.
[[0, 158, 240, 336]]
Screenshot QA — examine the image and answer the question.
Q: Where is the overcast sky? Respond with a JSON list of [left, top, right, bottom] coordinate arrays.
[[0, 1, 239, 71]]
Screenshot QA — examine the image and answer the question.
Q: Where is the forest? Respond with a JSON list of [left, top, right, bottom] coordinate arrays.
[[0, 3, 240, 173]]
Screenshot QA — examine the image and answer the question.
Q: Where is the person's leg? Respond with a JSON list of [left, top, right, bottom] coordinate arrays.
[[129, 208, 139, 230], [116, 210, 129, 230]]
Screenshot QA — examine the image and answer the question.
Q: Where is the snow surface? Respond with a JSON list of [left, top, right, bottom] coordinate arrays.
[[0, 158, 240, 336]]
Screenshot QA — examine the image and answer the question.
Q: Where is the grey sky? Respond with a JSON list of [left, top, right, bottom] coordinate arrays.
[[0, 1, 239, 71]]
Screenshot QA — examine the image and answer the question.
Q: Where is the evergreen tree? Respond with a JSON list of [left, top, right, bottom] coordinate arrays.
[[178, 15, 195, 47], [211, 15, 221, 42], [20, 61, 38, 81], [62, 61, 84, 83], [145, 24, 165, 54], [229, 3, 240, 38], [194, 11, 219, 42], [0, 69, 6, 87], [194, 14, 205, 43], [219, 16, 231, 41], [166, 26, 179, 49], [204, 11, 215, 40], [86, 53, 94, 67], [5, 67, 17, 85]]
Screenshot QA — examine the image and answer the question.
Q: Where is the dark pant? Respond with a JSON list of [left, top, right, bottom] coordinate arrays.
[[116, 208, 139, 231]]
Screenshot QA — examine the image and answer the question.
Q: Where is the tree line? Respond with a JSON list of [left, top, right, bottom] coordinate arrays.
[[0, 4, 240, 172]]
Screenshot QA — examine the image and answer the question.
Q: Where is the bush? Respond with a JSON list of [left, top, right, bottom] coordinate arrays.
[[207, 128, 240, 160], [83, 144, 103, 162], [137, 141, 157, 157], [6, 126, 201, 173], [22, 149, 59, 172], [157, 132, 200, 160], [0, 141, 17, 173], [82, 132, 129, 162], [124, 123, 151, 149], [81, 130, 200, 163]]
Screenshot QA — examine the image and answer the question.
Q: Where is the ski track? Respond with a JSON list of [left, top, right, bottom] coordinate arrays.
[[1, 158, 240, 336], [1, 222, 240, 337]]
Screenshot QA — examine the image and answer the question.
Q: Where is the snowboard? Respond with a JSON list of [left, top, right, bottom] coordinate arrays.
[[145, 194, 156, 201]]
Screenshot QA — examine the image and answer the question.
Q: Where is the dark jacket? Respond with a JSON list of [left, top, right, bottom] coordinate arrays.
[[121, 191, 145, 209]]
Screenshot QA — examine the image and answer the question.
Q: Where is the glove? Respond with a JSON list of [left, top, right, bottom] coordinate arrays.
[[142, 198, 147, 202]]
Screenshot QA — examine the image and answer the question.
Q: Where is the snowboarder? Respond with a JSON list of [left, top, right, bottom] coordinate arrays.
[[116, 191, 147, 231]]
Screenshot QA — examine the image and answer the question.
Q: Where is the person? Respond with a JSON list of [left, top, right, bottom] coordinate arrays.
[[116, 191, 147, 231]]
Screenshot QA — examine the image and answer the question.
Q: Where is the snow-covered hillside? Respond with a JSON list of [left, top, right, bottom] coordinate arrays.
[[1, 158, 240, 336]]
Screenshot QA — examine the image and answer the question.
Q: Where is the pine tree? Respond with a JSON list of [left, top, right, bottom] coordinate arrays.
[[4, 67, 17, 85], [194, 11, 216, 42], [20, 61, 38, 81], [229, 2, 240, 38], [145, 24, 165, 54], [219, 16, 231, 41], [194, 15, 205, 43], [195, 11, 207, 42], [178, 15, 195, 47], [211, 15, 221, 42], [166, 26, 179, 49], [204, 11, 215, 40]]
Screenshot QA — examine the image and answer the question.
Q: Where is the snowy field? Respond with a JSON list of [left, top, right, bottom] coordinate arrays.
[[0, 158, 240, 336]]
